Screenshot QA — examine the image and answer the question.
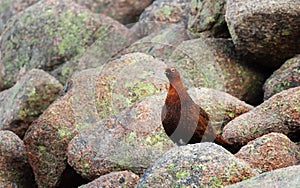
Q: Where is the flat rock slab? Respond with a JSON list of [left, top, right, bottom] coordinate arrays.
[[136, 143, 258, 187], [226, 0, 300, 67], [223, 87, 300, 146]]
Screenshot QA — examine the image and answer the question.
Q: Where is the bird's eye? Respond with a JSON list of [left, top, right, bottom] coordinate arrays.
[[171, 68, 176, 72]]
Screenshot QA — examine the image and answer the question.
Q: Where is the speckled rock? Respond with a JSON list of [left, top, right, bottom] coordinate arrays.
[[225, 165, 300, 188], [188, 87, 253, 133], [226, 0, 300, 68], [263, 55, 300, 100], [169, 37, 265, 105], [73, 0, 153, 24], [188, 0, 229, 38], [119, 25, 189, 62], [136, 143, 258, 187], [23, 52, 168, 187], [0, 0, 123, 90], [223, 87, 300, 146], [130, 0, 190, 38], [51, 14, 137, 84], [0, 130, 35, 188], [235, 133, 300, 173], [0, 69, 62, 138], [95, 53, 167, 119], [0, 0, 39, 34], [67, 93, 174, 180], [79, 171, 139, 188]]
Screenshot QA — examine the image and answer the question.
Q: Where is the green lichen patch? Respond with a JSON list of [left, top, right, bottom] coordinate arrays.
[[95, 53, 168, 119], [136, 143, 258, 187], [0, 0, 119, 90]]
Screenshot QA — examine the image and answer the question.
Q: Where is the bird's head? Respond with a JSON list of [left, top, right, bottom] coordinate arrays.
[[165, 66, 181, 82]]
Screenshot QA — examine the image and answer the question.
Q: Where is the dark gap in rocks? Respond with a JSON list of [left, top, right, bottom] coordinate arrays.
[[57, 164, 90, 188]]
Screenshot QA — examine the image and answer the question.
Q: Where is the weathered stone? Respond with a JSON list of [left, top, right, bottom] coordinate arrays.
[[95, 53, 168, 119], [263, 55, 300, 100], [0, 69, 62, 138], [188, 0, 229, 38], [73, 0, 153, 24], [79, 171, 139, 188], [136, 143, 258, 187], [225, 165, 300, 188], [0, 130, 35, 188], [235, 133, 299, 173], [226, 0, 300, 67], [120, 25, 190, 62], [51, 14, 137, 84], [223, 87, 300, 146], [0, 0, 123, 90], [0, 0, 39, 34], [169, 37, 265, 104], [67, 93, 174, 179], [130, 0, 190, 38], [187, 87, 253, 133]]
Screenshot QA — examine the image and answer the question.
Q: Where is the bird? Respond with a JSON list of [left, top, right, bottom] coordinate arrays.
[[161, 66, 234, 151]]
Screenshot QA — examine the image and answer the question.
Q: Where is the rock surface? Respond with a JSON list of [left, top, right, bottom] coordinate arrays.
[[0, 0, 39, 34], [73, 0, 153, 24], [0, 130, 35, 188], [79, 171, 139, 188], [225, 165, 300, 188], [136, 143, 258, 187], [223, 87, 300, 146], [0, 0, 124, 90], [263, 55, 300, 100], [0, 69, 62, 138], [226, 0, 300, 67], [169, 37, 265, 104], [67, 93, 174, 180], [188, 0, 229, 38], [188, 87, 253, 133], [235, 133, 299, 173]]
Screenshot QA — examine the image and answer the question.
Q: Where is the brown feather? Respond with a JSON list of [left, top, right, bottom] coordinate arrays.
[[162, 66, 236, 152]]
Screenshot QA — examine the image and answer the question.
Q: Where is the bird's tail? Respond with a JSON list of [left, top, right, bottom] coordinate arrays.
[[214, 135, 240, 153]]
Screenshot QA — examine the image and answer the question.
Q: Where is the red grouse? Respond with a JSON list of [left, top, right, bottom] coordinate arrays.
[[161, 66, 233, 150]]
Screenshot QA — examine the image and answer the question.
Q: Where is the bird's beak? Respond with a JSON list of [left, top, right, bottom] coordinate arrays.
[[165, 71, 169, 75]]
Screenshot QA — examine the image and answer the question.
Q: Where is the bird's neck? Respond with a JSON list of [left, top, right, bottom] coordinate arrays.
[[166, 80, 192, 103]]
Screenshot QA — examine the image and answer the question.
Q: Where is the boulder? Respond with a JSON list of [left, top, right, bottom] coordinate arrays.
[[223, 87, 300, 146], [0, 69, 62, 138], [226, 0, 300, 68], [136, 143, 258, 187]]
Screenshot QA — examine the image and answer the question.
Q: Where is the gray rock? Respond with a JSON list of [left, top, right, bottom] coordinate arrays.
[[67, 93, 174, 180], [188, 0, 229, 38], [0, 130, 35, 188], [0, 0, 126, 90], [225, 165, 300, 188], [223, 87, 300, 146], [188, 87, 253, 133], [79, 171, 139, 188], [130, 0, 190, 38], [169, 37, 265, 104], [0, 0, 39, 34], [226, 0, 300, 68], [0, 69, 62, 138], [136, 143, 258, 187], [263, 55, 300, 100], [235, 133, 299, 173], [73, 0, 153, 24]]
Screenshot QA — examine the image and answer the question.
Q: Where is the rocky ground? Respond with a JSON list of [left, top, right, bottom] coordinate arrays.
[[0, 0, 299, 187]]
